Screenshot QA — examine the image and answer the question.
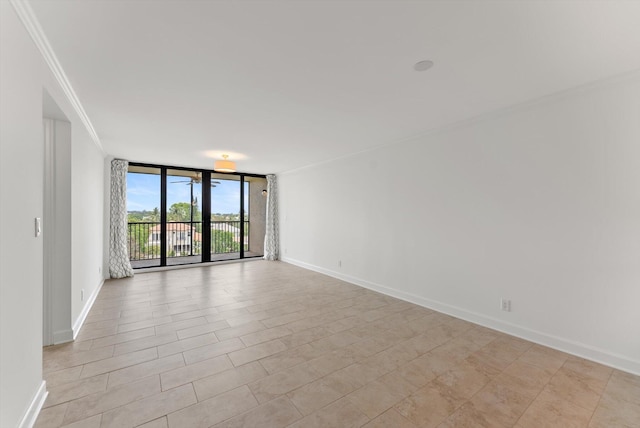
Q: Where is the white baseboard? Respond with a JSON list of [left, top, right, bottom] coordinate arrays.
[[53, 329, 73, 344], [281, 256, 640, 376], [17, 380, 48, 428], [73, 279, 104, 339]]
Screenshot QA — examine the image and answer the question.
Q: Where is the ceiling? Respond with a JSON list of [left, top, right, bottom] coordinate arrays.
[[29, 0, 640, 174]]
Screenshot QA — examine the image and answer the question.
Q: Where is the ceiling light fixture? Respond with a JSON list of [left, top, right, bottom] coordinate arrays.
[[213, 154, 236, 173], [413, 60, 434, 72]]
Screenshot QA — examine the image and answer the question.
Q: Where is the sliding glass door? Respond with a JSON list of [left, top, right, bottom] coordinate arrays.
[[167, 169, 203, 266], [126, 163, 265, 269], [210, 174, 243, 261], [127, 166, 161, 269]]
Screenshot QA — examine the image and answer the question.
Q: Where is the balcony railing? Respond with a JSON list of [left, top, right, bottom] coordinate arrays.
[[127, 221, 249, 262]]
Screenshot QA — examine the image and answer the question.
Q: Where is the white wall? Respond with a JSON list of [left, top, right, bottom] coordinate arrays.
[[280, 73, 640, 375], [0, 2, 105, 425], [0, 2, 46, 425], [71, 118, 105, 334], [43, 118, 73, 344]]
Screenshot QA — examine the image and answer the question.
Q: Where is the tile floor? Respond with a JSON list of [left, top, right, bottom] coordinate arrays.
[[36, 261, 640, 427]]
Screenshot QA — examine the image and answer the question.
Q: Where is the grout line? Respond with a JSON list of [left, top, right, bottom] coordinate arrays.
[[586, 368, 614, 427]]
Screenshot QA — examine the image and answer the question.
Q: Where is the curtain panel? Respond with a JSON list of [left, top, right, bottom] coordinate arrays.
[[264, 174, 279, 260], [109, 159, 134, 278]]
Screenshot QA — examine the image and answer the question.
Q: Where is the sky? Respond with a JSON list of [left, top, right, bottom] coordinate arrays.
[[127, 172, 247, 214]]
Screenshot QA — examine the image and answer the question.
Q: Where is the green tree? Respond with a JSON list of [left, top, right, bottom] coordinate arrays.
[[168, 202, 201, 222], [149, 244, 161, 258], [212, 230, 240, 253], [149, 207, 160, 222], [168, 202, 191, 222]]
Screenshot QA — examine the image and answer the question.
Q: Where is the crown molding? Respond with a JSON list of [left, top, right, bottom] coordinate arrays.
[[10, 0, 104, 154]]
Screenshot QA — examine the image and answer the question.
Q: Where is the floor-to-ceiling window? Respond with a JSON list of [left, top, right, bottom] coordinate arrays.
[[127, 165, 162, 268], [167, 169, 203, 266], [126, 163, 266, 269]]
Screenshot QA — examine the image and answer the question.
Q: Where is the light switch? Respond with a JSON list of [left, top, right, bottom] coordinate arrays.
[[35, 217, 41, 237]]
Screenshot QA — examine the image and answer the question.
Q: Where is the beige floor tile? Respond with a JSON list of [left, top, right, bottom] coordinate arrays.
[[101, 383, 197, 428], [287, 372, 357, 415], [456, 326, 501, 348], [176, 319, 229, 340], [212, 396, 302, 427], [517, 344, 568, 373], [394, 382, 465, 428], [35, 403, 68, 428], [465, 348, 513, 376], [117, 316, 172, 334], [36, 262, 638, 428], [563, 356, 613, 385], [154, 317, 208, 336], [308, 330, 363, 353], [228, 339, 288, 367], [259, 311, 307, 329], [590, 393, 640, 428], [362, 408, 417, 428], [610, 369, 640, 388], [44, 346, 115, 374], [357, 350, 401, 378], [429, 337, 480, 364], [601, 369, 640, 405], [45, 341, 94, 357], [107, 353, 185, 387], [74, 325, 118, 341], [156, 332, 219, 358], [546, 367, 607, 411], [170, 308, 217, 323], [115, 312, 154, 326], [160, 354, 233, 390], [306, 348, 360, 377], [288, 397, 370, 428], [240, 325, 293, 347], [112, 332, 178, 356], [467, 381, 533, 427], [438, 403, 497, 428], [45, 366, 84, 388], [224, 311, 270, 327], [193, 361, 268, 401], [90, 327, 156, 349], [332, 362, 383, 390], [44, 374, 108, 408], [63, 375, 160, 424], [167, 385, 258, 428], [516, 389, 594, 428], [136, 417, 168, 428], [279, 326, 333, 348], [481, 339, 530, 365], [249, 362, 321, 403], [80, 347, 157, 378], [59, 414, 101, 428], [433, 359, 492, 400], [215, 321, 266, 341], [347, 372, 417, 419], [258, 343, 324, 375], [182, 338, 245, 365], [493, 360, 554, 399]]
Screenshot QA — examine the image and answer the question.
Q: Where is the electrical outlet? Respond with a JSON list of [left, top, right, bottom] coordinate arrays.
[[338, 260, 342, 267], [81, 289, 85, 301], [500, 298, 511, 312], [98, 266, 102, 274]]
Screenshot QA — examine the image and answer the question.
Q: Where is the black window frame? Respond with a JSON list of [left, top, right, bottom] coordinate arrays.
[[127, 161, 266, 269]]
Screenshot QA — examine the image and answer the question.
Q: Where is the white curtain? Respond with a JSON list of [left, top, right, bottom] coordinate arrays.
[[109, 159, 134, 278], [264, 174, 279, 260]]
